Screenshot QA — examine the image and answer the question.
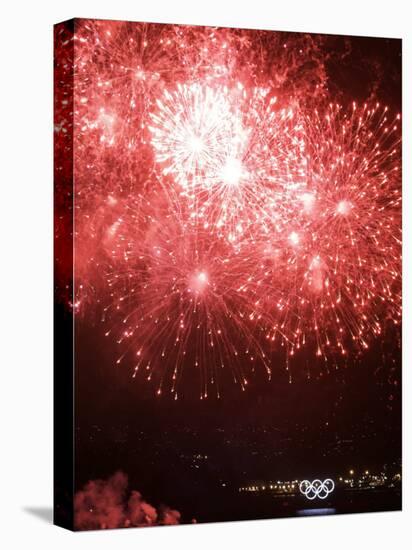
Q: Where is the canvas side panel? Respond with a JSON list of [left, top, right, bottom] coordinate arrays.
[[54, 19, 75, 531]]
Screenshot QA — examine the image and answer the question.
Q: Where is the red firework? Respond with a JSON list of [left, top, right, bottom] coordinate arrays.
[[148, 83, 306, 244], [60, 20, 401, 397], [265, 102, 402, 358], [103, 200, 272, 399]]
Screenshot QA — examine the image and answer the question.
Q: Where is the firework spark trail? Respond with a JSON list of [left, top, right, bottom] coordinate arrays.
[[102, 200, 273, 399], [58, 20, 402, 397]]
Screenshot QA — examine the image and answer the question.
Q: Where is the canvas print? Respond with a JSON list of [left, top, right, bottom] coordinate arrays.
[[54, 18, 402, 531]]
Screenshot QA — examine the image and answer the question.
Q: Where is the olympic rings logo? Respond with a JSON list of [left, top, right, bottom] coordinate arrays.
[[299, 479, 335, 500]]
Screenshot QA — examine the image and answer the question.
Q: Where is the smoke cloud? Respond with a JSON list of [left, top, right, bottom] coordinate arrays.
[[74, 471, 181, 530]]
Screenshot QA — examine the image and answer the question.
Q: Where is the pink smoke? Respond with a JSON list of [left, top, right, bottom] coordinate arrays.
[[74, 471, 181, 530]]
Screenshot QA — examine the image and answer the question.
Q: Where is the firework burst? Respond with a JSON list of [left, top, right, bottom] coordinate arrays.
[[149, 83, 306, 243], [252, 102, 402, 360], [59, 20, 402, 397], [103, 201, 272, 399]]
